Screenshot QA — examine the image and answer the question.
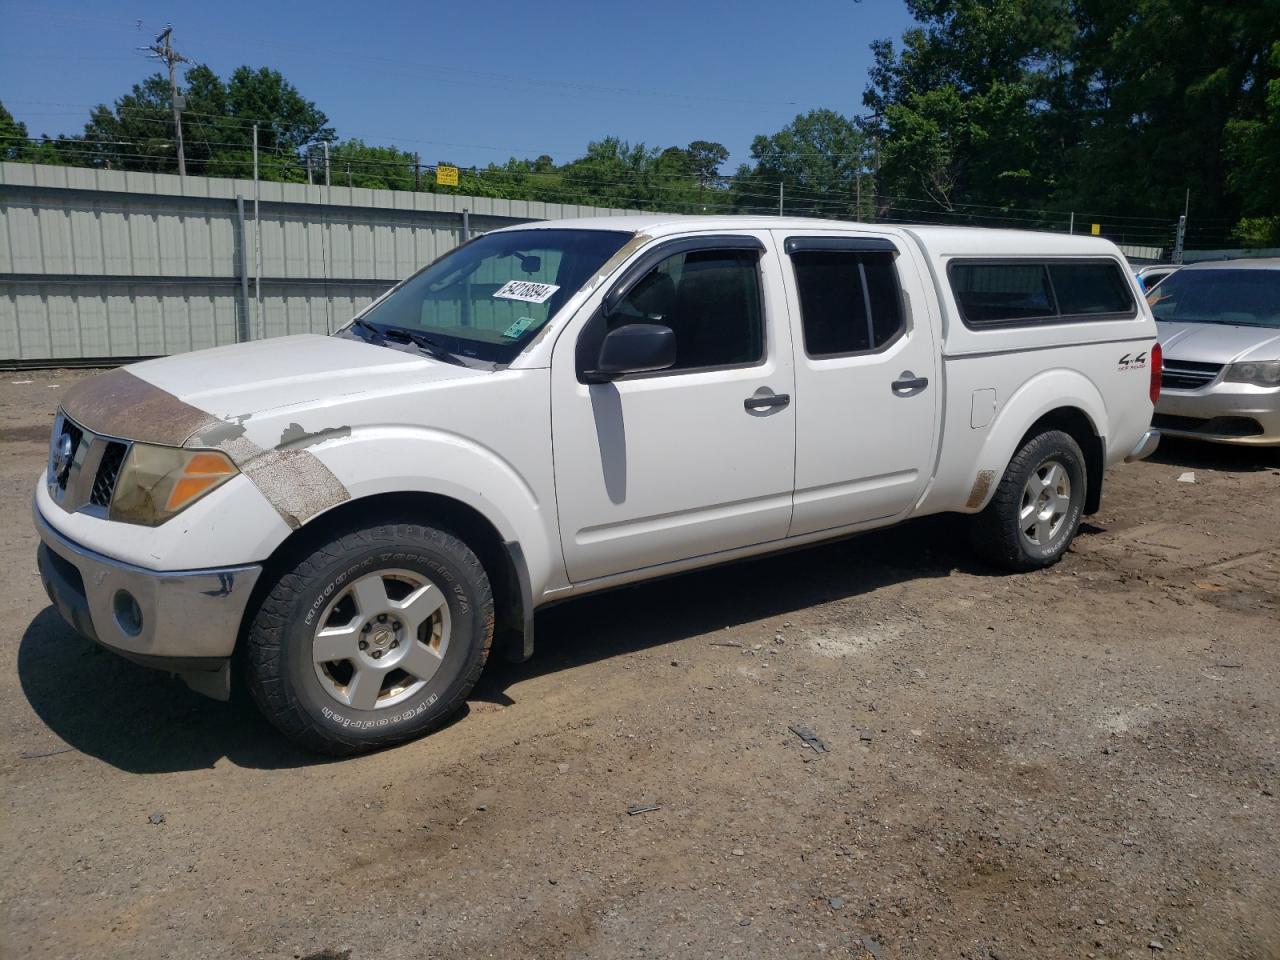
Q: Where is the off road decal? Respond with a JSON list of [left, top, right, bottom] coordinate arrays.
[[1118, 351, 1148, 371]]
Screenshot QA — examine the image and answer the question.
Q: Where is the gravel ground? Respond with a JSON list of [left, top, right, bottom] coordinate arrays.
[[1, 368, 1277, 960]]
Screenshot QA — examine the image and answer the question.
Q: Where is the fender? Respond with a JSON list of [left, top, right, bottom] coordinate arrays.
[[302, 425, 563, 598], [963, 367, 1107, 512]]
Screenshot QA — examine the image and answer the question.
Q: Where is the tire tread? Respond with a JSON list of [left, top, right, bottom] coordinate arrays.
[[969, 430, 1085, 572], [244, 522, 493, 755]]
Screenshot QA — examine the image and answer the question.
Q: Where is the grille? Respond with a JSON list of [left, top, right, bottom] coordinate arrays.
[[52, 419, 84, 490], [1161, 359, 1222, 391], [90, 441, 128, 507], [48, 413, 131, 514]]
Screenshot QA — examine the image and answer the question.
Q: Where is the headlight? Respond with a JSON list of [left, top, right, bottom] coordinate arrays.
[[109, 445, 239, 526], [1224, 361, 1280, 387]]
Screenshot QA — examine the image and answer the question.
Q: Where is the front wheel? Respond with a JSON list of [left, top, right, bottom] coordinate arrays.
[[244, 522, 494, 755], [968, 430, 1087, 572]]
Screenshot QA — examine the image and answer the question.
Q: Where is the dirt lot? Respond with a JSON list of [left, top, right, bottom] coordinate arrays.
[[1, 368, 1277, 960]]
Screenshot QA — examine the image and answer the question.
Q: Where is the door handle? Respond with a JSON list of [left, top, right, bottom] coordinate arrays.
[[744, 393, 791, 411], [891, 372, 929, 395]]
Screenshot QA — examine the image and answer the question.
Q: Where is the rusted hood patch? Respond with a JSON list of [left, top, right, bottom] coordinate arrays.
[[61, 368, 349, 528], [62, 367, 221, 447]]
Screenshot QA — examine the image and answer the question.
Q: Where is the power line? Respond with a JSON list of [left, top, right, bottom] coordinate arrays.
[[2, 10, 823, 114], [9, 132, 1242, 245]]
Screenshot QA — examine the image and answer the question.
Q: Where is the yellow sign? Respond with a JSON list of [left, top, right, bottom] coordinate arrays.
[[436, 164, 459, 187], [1090, 223, 1101, 236]]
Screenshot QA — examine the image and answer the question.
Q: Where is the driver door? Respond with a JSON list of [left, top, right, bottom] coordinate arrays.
[[550, 233, 796, 584]]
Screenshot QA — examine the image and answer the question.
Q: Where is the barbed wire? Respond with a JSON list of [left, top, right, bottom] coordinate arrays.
[[6, 134, 1237, 246]]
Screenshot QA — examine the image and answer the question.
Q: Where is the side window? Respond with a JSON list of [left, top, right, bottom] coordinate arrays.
[[950, 259, 1136, 327], [791, 251, 905, 356], [1048, 262, 1134, 315], [608, 249, 764, 372], [951, 263, 1055, 324]]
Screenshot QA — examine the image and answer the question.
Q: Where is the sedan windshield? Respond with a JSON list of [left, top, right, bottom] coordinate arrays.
[[1148, 268, 1280, 328], [347, 228, 632, 363]]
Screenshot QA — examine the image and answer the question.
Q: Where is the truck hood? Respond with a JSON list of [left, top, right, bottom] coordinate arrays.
[[1156, 321, 1280, 365], [59, 333, 488, 449], [127, 334, 485, 419]]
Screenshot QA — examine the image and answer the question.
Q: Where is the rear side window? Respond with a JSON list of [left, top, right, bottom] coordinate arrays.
[[950, 259, 1135, 327], [1048, 263, 1134, 315], [791, 251, 905, 356]]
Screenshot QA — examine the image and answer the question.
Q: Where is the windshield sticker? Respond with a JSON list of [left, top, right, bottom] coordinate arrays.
[[493, 280, 560, 304], [502, 316, 537, 339]]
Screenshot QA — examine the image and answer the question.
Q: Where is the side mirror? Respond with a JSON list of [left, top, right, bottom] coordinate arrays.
[[587, 323, 676, 381]]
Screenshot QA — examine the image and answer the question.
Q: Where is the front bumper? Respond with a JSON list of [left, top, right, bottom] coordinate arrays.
[[34, 505, 262, 699], [1155, 385, 1280, 446]]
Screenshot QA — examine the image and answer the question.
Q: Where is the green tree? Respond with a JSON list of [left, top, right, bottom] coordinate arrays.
[[1226, 40, 1280, 245], [864, 0, 1280, 246], [1, 101, 69, 165], [69, 63, 332, 178], [863, 0, 1075, 220], [1065, 0, 1279, 232], [319, 139, 417, 190], [732, 110, 871, 218], [686, 140, 729, 185], [1, 101, 30, 160]]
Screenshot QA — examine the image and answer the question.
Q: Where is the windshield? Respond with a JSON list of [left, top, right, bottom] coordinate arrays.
[[1148, 268, 1280, 329], [349, 228, 632, 363]]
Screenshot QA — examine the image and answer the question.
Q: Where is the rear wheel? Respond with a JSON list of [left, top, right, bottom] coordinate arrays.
[[969, 430, 1087, 571], [244, 522, 493, 755]]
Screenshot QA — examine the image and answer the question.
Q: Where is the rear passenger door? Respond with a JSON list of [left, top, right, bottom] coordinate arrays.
[[777, 234, 939, 537]]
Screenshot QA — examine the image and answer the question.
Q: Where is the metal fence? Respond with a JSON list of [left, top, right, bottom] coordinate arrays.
[[0, 161, 643, 365]]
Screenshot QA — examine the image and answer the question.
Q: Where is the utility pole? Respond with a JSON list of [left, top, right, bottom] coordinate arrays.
[[323, 141, 331, 187], [778, 181, 784, 216], [252, 123, 262, 339], [146, 25, 188, 176], [1172, 188, 1190, 264], [1069, 211, 1075, 235], [414, 152, 421, 191]]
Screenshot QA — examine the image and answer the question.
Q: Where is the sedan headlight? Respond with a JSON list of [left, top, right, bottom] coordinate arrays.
[[109, 445, 239, 526], [1224, 361, 1280, 387]]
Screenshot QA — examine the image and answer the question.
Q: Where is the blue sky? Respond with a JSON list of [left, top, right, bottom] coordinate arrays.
[[1, 0, 916, 171]]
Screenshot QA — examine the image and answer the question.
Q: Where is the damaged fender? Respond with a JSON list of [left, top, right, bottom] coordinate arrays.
[[61, 368, 351, 529]]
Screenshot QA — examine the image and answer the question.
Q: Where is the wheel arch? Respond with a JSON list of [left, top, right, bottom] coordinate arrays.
[[236, 491, 534, 665], [1017, 407, 1106, 515], [968, 370, 1108, 515]]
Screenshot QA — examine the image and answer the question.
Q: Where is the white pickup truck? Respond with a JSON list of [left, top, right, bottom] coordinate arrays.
[[35, 216, 1161, 753]]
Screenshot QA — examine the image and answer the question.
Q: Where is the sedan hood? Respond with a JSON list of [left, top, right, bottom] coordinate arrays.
[[1157, 321, 1280, 365]]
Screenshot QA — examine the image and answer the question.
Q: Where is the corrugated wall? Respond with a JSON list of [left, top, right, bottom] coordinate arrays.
[[0, 162, 644, 364]]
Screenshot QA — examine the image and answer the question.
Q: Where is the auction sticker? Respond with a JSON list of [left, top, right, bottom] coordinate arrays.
[[493, 280, 559, 304]]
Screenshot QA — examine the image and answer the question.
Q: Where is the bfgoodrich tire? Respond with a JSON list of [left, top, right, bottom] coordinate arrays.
[[244, 522, 494, 755], [969, 430, 1087, 572]]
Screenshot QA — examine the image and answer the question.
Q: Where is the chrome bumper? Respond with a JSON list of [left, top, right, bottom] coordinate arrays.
[[1125, 428, 1161, 463], [34, 506, 262, 699], [1155, 387, 1280, 446]]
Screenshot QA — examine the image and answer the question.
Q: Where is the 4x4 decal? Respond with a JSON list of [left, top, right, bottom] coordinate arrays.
[[1118, 351, 1148, 371]]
